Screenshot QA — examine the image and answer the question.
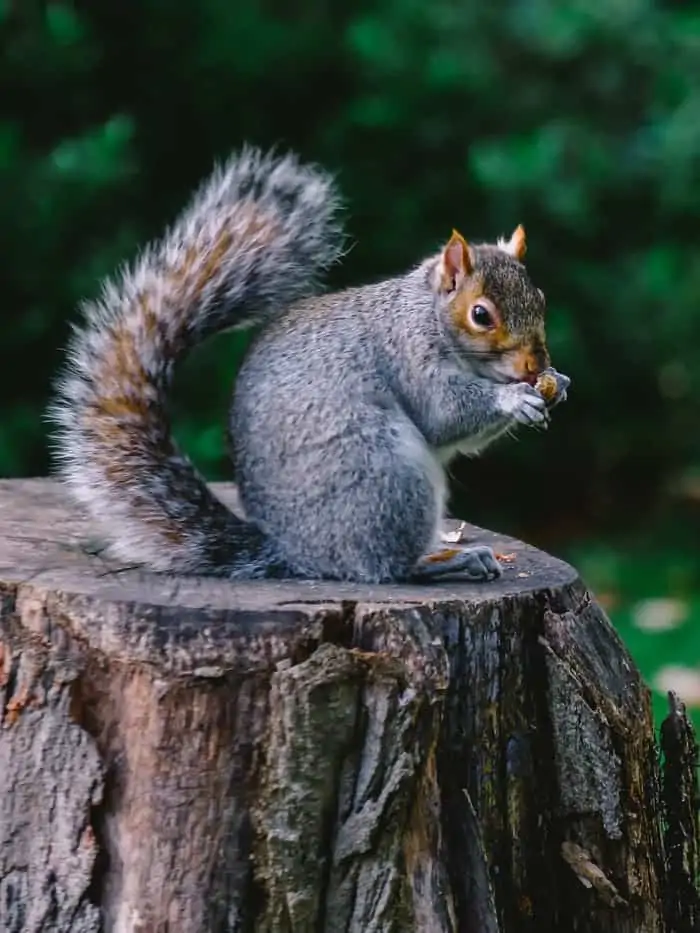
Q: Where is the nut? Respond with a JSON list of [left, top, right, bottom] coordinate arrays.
[[535, 371, 559, 402]]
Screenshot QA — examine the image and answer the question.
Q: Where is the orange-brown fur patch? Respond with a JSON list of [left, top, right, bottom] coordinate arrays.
[[509, 224, 527, 261], [439, 267, 455, 294], [110, 324, 151, 393], [422, 547, 462, 564], [81, 306, 187, 545], [511, 346, 542, 382], [75, 208, 283, 553], [94, 395, 149, 420], [169, 246, 199, 288], [449, 277, 484, 330], [162, 525, 186, 544], [450, 285, 548, 375], [139, 293, 160, 339], [194, 229, 234, 294], [168, 207, 278, 302], [450, 280, 517, 353], [440, 230, 473, 292]]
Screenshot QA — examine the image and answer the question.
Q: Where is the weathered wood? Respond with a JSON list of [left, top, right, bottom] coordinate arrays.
[[660, 693, 699, 933], [0, 479, 696, 932]]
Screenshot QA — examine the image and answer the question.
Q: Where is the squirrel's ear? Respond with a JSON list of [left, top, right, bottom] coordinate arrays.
[[439, 230, 473, 293], [498, 224, 527, 261]]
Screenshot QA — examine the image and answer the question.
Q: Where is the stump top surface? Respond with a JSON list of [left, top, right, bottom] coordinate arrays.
[[0, 480, 576, 608], [0, 480, 579, 669]]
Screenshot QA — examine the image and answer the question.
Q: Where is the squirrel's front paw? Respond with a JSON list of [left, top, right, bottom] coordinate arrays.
[[535, 367, 571, 408], [498, 382, 548, 426]]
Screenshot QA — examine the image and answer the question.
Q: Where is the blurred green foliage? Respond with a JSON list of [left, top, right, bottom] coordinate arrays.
[[2, 1, 700, 720]]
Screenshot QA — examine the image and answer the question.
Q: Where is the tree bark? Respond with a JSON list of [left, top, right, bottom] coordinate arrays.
[[0, 479, 696, 932]]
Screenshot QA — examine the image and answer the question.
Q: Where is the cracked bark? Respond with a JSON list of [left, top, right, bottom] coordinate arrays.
[[0, 480, 697, 932]]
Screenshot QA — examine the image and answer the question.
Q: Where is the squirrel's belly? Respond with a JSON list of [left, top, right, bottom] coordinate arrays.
[[394, 421, 446, 547]]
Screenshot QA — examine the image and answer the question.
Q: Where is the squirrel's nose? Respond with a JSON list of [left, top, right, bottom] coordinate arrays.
[[518, 346, 548, 383], [524, 342, 550, 378]]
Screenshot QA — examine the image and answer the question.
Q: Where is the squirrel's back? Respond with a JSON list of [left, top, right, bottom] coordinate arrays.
[[49, 148, 344, 575]]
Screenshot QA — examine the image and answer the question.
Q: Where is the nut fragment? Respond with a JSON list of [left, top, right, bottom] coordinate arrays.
[[495, 552, 516, 563], [535, 371, 559, 402]]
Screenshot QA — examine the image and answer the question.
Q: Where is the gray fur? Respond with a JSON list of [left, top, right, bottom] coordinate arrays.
[[231, 257, 550, 583], [48, 148, 343, 576], [49, 148, 563, 583]]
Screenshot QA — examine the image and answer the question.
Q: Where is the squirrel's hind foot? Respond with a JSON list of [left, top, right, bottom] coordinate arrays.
[[412, 544, 502, 582]]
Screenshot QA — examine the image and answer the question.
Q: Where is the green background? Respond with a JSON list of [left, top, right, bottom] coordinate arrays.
[[2, 0, 700, 730]]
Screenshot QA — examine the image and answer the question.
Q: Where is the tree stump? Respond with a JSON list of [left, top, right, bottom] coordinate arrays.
[[0, 480, 697, 932]]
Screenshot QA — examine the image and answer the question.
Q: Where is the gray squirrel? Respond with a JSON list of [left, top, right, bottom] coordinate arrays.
[[50, 148, 570, 583]]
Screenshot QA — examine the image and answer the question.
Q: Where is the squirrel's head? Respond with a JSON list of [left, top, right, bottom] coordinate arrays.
[[433, 226, 549, 385]]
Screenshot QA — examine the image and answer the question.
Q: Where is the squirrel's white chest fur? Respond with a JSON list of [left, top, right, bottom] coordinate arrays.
[[435, 423, 508, 464], [395, 421, 447, 546]]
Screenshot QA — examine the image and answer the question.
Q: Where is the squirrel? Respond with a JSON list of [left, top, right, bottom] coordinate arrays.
[[50, 147, 570, 584]]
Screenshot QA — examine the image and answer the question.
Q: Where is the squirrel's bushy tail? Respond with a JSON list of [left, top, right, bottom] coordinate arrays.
[[49, 148, 344, 575]]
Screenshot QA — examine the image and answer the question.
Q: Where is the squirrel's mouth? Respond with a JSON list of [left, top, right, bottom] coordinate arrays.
[[490, 370, 539, 386], [463, 351, 544, 386], [497, 372, 540, 387]]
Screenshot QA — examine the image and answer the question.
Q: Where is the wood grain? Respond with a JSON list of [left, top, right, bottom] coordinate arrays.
[[0, 480, 696, 932]]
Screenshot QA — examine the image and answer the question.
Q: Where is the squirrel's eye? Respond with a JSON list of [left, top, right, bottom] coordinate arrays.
[[469, 304, 495, 329]]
